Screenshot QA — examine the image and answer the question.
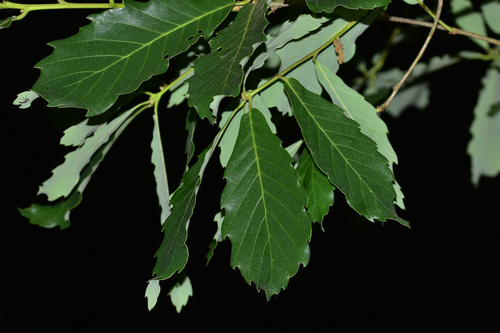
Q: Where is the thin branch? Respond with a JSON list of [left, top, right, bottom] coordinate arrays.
[[378, 14, 500, 48], [377, 0, 443, 112]]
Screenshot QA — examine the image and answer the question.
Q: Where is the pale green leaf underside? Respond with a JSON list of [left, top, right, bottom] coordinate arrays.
[[32, 0, 234, 116], [145, 279, 161, 311], [467, 66, 500, 185], [481, 1, 500, 35], [169, 275, 193, 313], [188, 1, 268, 122], [315, 62, 405, 208], [450, 0, 488, 50], [221, 108, 311, 300], [262, 9, 377, 115], [151, 112, 171, 225], [296, 147, 334, 225], [306, 0, 390, 12], [13, 90, 39, 109], [38, 106, 139, 201], [20, 108, 137, 228], [284, 78, 409, 227]]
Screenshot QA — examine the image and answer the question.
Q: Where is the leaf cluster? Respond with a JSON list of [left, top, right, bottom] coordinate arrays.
[[5, 0, 500, 311]]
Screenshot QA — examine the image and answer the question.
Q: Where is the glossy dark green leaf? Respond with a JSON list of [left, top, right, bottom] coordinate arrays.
[[296, 147, 334, 225], [32, 0, 234, 116], [306, 0, 390, 12], [221, 108, 311, 300], [284, 78, 409, 227], [188, 1, 268, 122]]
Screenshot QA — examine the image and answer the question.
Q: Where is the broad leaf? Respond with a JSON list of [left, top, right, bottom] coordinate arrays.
[[296, 147, 334, 225], [306, 0, 390, 12], [284, 78, 409, 227], [151, 111, 171, 225], [32, 0, 234, 116], [153, 138, 217, 279], [467, 66, 500, 185], [38, 106, 140, 201], [315, 61, 405, 208], [188, 1, 268, 122], [221, 108, 311, 300]]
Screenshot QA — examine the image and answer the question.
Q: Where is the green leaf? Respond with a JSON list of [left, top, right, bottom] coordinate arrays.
[[0, 16, 15, 29], [20, 105, 139, 228], [467, 66, 500, 185], [168, 275, 193, 313], [206, 211, 223, 266], [13, 90, 39, 109], [60, 118, 105, 147], [284, 78, 409, 227], [38, 105, 140, 201], [151, 111, 171, 225], [315, 61, 405, 208], [144, 279, 161, 311], [188, 1, 268, 122], [32, 0, 234, 117], [306, 0, 390, 13], [221, 108, 311, 300], [451, 0, 488, 51], [153, 139, 217, 279], [481, 1, 500, 35], [296, 147, 334, 226], [18, 192, 82, 230]]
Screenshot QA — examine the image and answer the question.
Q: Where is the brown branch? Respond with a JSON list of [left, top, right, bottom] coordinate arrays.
[[377, 0, 443, 112], [378, 14, 500, 48]]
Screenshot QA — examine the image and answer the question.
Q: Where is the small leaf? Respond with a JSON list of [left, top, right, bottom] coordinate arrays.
[[38, 106, 140, 201], [296, 147, 334, 226], [221, 108, 311, 300], [32, 0, 234, 116], [0, 16, 16, 29], [151, 111, 171, 225], [306, 0, 390, 12], [60, 118, 105, 147], [145, 279, 161, 311], [188, 0, 268, 122], [13, 90, 39, 109], [284, 78, 409, 227], [206, 211, 223, 266], [467, 66, 500, 185], [168, 275, 193, 313]]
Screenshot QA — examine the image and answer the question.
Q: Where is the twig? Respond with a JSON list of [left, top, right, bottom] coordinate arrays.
[[377, 0, 443, 112], [378, 14, 500, 48]]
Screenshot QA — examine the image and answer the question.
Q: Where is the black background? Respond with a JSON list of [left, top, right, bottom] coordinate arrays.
[[1, 2, 499, 332]]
